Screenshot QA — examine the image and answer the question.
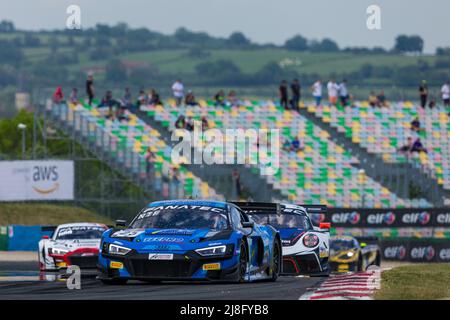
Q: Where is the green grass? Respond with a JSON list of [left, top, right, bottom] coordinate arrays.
[[0, 203, 112, 225], [375, 264, 450, 300]]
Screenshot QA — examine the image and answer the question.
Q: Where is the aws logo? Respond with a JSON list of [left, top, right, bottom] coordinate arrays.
[[32, 165, 60, 194]]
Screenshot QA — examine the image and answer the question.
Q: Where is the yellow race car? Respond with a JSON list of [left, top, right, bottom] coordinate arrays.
[[329, 236, 381, 273]]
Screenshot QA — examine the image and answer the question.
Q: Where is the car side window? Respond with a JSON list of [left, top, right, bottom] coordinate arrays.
[[230, 207, 243, 229]]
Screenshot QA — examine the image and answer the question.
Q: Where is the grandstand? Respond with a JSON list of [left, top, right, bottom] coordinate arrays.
[[41, 96, 448, 208]]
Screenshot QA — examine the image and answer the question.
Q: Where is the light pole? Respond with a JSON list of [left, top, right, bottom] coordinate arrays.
[[358, 169, 366, 208], [17, 123, 27, 160]]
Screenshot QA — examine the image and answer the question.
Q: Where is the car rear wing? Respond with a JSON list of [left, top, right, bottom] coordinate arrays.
[[355, 236, 380, 246], [41, 225, 57, 238], [231, 202, 327, 214]]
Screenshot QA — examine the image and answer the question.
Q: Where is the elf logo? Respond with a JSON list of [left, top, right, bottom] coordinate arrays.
[[367, 212, 396, 225], [401, 212, 431, 225], [32, 165, 60, 194], [439, 249, 450, 260], [384, 245, 406, 260], [331, 212, 360, 225], [436, 213, 450, 224], [410, 246, 435, 261]]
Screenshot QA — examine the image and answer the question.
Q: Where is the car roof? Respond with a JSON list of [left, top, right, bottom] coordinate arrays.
[[57, 222, 107, 229], [331, 235, 356, 242], [147, 199, 228, 209]]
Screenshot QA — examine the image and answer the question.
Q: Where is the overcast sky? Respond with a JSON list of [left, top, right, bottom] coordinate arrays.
[[1, 0, 449, 53]]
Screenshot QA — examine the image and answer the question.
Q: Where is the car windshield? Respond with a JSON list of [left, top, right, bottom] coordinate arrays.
[[250, 213, 311, 229], [129, 205, 229, 231], [56, 226, 106, 240], [330, 240, 355, 251]]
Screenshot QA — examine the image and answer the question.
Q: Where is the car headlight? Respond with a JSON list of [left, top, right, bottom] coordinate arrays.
[[195, 245, 227, 256], [109, 244, 131, 255], [347, 251, 354, 257], [49, 247, 69, 255], [302, 234, 319, 248]]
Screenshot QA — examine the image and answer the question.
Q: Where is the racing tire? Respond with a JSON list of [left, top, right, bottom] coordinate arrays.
[[100, 278, 128, 285], [375, 253, 381, 267], [269, 238, 281, 282], [237, 241, 248, 283]]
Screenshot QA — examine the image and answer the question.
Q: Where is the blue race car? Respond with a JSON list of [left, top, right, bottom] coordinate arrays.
[[97, 200, 282, 284]]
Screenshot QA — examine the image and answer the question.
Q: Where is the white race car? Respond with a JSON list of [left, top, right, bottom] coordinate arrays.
[[38, 222, 108, 271], [233, 202, 331, 276]]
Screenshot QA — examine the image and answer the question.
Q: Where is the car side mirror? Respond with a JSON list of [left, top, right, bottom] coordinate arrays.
[[115, 220, 127, 228], [319, 222, 331, 230], [42, 235, 49, 240], [242, 221, 254, 229]]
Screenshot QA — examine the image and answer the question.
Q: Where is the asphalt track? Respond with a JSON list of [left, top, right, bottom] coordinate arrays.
[[0, 261, 323, 300]]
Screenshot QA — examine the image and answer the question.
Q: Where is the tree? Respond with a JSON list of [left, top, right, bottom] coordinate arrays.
[[0, 40, 23, 65], [394, 35, 424, 54], [310, 38, 339, 52], [227, 32, 251, 47], [105, 59, 127, 83], [0, 20, 15, 32], [284, 35, 308, 51]]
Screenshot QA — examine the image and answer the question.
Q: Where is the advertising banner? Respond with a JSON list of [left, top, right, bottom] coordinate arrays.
[[0, 160, 74, 201], [310, 208, 450, 228]]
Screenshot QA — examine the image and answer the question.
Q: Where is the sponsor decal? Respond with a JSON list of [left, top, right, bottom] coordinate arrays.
[[367, 212, 395, 225], [148, 253, 174, 260], [202, 263, 221, 271], [331, 211, 361, 225], [143, 237, 184, 243], [436, 213, 450, 225], [384, 245, 407, 260], [110, 261, 123, 269], [410, 246, 435, 261], [439, 248, 450, 261], [401, 211, 431, 225]]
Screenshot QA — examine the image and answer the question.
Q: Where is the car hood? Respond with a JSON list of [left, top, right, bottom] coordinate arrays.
[[51, 239, 101, 250], [110, 228, 230, 244]]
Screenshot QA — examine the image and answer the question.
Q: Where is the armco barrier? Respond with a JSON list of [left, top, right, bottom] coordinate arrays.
[[7, 225, 44, 251], [311, 208, 450, 228]]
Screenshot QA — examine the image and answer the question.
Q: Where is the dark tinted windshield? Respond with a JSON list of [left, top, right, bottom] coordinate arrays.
[[250, 213, 311, 229], [130, 205, 229, 231], [330, 240, 355, 251], [56, 226, 106, 240]]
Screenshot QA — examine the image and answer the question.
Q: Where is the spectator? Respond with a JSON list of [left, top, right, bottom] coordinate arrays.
[[279, 80, 289, 109], [377, 90, 388, 107], [441, 81, 450, 107], [172, 79, 184, 106], [411, 138, 427, 153], [398, 137, 413, 154], [327, 79, 339, 106], [338, 79, 349, 106], [214, 90, 225, 106], [428, 96, 436, 109], [201, 116, 209, 130], [290, 79, 301, 110], [419, 80, 428, 108], [52, 86, 64, 103], [149, 89, 162, 105], [228, 90, 238, 106], [311, 80, 322, 106], [69, 88, 78, 104], [136, 89, 148, 109], [411, 117, 423, 132], [185, 90, 197, 106], [99, 90, 116, 118], [186, 116, 194, 131], [86, 74, 94, 106], [291, 137, 303, 152], [145, 147, 155, 178], [231, 169, 242, 199], [122, 87, 133, 109], [175, 115, 186, 129], [282, 139, 291, 152], [369, 91, 378, 107]]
